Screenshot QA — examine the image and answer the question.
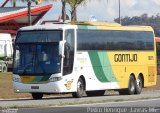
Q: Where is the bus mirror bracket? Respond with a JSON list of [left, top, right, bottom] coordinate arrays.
[[59, 40, 66, 58]]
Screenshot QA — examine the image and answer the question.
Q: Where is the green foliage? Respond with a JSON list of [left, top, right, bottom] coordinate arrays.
[[114, 13, 160, 37], [66, 0, 87, 21]]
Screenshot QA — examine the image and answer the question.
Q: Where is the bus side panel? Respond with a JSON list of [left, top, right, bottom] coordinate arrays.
[[107, 51, 157, 88], [75, 52, 120, 91]]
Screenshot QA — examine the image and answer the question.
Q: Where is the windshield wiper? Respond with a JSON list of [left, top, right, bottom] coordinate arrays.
[[21, 62, 34, 75]]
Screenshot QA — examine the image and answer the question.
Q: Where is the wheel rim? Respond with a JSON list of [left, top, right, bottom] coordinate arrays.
[[77, 80, 84, 95], [136, 77, 142, 90]]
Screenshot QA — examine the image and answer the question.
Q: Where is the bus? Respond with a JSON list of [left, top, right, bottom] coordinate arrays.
[[13, 22, 157, 99]]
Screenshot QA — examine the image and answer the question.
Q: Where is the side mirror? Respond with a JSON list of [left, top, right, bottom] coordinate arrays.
[[59, 40, 66, 58]]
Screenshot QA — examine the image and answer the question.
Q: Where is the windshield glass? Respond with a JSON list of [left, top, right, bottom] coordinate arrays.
[[13, 30, 62, 75], [13, 43, 60, 74]]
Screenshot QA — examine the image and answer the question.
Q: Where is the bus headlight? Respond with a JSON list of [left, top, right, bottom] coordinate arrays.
[[13, 77, 21, 83], [49, 77, 62, 82]]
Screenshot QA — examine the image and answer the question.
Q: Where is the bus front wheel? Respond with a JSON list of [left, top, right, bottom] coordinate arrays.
[[72, 78, 85, 98], [32, 93, 43, 100]]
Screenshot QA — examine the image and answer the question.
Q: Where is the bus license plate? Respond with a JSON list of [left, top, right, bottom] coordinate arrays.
[[31, 86, 39, 89]]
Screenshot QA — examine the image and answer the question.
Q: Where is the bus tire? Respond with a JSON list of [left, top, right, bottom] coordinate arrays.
[[72, 78, 85, 98], [127, 76, 136, 95], [32, 93, 43, 100], [135, 76, 143, 94], [2, 65, 7, 72], [118, 76, 136, 95], [86, 90, 105, 97]]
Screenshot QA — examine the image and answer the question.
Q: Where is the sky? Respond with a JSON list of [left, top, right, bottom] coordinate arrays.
[[1, 0, 160, 22]]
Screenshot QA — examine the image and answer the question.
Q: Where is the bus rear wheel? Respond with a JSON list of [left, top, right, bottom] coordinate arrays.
[[32, 93, 43, 100], [72, 78, 85, 98], [119, 76, 136, 95], [135, 76, 143, 94], [86, 90, 105, 97]]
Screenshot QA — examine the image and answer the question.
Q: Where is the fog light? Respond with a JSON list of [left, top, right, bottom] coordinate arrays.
[[49, 77, 62, 82], [13, 77, 21, 83], [16, 90, 20, 92]]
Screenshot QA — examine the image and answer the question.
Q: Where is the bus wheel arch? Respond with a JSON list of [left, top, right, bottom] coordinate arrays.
[[130, 73, 136, 80], [72, 75, 86, 98], [135, 73, 144, 94]]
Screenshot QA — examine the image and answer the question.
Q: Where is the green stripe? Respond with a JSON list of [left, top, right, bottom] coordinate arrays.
[[100, 52, 117, 82], [89, 51, 117, 83], [88, 51, 109, 82], [41, 75, 51, 81], [32, 76, 43, 82], [32, 75, 51, 83]]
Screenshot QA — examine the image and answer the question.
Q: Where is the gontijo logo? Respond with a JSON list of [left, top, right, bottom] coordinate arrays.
[[114, 54, 138, 62], [65, 81, 73, 90]]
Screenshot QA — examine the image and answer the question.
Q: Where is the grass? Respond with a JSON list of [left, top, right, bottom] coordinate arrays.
[[0, 72, 30, 99]]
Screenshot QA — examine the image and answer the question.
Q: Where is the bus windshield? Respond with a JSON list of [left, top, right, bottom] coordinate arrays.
[[13, 31, 62, 75]]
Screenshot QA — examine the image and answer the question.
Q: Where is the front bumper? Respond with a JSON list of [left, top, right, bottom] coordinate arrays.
[[13, 81, 71, 93]]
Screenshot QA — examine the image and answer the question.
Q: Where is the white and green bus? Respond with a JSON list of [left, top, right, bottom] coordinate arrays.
[[13, 22, 157, 99]]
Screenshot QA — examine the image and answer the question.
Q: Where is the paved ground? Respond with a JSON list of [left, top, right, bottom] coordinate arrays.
[[0, 90, 160, 109], [1, 98, 160, 113]]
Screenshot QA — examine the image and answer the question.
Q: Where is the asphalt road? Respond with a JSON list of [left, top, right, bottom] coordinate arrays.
[[0, 90, 160, 113], [1, 98, 160, 113]]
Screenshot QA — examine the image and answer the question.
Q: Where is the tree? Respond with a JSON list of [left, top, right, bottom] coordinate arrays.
[[10, 0, 25, 7], [114, 13, 160, 37], [61, 0, 67, 22], [66, 0, 87, 21]]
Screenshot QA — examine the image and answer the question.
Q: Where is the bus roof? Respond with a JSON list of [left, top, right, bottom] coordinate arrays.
[[19, 21, 154, 32], [19, 24, 77, 31], [73, 21, 121, 27], [74, 21, 154, 32]]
